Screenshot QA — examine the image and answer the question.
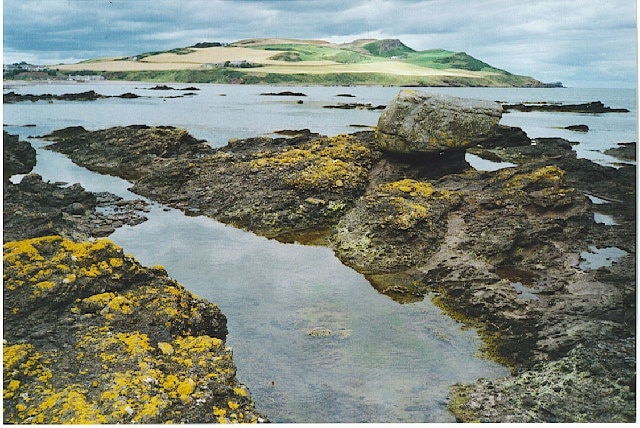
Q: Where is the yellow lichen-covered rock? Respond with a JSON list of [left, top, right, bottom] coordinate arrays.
[[375, 179, 459, 230], [3, 236, 266, 424], [488, 165, 576, 209], [248, 134, 372, 191], [331, 177, 462, 274]]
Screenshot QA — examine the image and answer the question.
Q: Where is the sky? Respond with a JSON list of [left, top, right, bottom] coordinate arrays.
[[2, 0, 638, 87]]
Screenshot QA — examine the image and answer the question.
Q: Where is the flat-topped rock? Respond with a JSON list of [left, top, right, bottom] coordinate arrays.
[[376, 90, 503, 155]]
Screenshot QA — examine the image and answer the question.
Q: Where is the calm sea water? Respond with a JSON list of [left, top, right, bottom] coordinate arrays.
[[3, 82, 636, 422]]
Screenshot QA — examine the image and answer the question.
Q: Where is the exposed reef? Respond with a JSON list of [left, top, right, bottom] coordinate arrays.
[[604, 141, 636, 162], [3, 90, 199, 104], [322, 102, 386, 110], [3, 133, 267, 423], [259, 91, 307, 97], [39, 91, 636, 422], [502, 100, 630, 113], [564, 124, 589, 132], [3, 90, 138, 103]]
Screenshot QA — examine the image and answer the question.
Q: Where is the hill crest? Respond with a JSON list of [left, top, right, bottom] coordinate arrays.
[[50, 37, 558, 87]]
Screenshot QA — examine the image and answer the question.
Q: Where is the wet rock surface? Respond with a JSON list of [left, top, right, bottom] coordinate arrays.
[[3, 134, 267, 423], [38, 106, 636, 421], [604, 141, 636, 162], [3, 131, 36, 181]]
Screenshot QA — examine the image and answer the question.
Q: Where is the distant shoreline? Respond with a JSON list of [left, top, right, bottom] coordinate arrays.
[[5, 38, 561, 88]]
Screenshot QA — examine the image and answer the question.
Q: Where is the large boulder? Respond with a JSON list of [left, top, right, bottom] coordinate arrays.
[[376, 90, 503, 155]]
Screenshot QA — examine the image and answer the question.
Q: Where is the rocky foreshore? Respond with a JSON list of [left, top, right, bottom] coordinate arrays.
[[2, 89, 199, 104], [9, 89, 636, 422], [502, 100, 630, 113], [3, 132, 268, 423]]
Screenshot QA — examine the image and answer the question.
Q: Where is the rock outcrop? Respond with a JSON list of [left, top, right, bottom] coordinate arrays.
[[37, 92, 636, 422], [3, 90, 145, 103], [502, 100, 629, 113], [45, 127, 381, 243], [3, 131, 36, 182], [41, 125, 215, 181], [3, 173, 149, 242], [3, 235, 265, 424], [3, 132, 149, 243], [3, 133, 267, 423], [376, 90, 502, 155]]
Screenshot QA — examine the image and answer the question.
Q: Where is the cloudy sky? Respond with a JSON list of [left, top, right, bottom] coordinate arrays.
[[3, 0, 637, 87]]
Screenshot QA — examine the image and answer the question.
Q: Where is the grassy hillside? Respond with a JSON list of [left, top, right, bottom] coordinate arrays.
[[52, 38, 554, 87], [247, 43, 375, 64]]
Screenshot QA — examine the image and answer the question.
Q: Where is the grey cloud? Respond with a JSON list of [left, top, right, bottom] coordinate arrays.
[[3, 0, 636, 86]]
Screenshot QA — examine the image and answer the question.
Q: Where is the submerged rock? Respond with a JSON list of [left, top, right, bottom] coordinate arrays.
[[376, 90, 502, 155]]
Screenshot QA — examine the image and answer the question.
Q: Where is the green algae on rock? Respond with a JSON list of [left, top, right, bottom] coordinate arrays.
[[3, 236, 266, 424]]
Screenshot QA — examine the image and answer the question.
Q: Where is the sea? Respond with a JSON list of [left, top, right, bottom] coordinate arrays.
[[3, 82, 637, 423]]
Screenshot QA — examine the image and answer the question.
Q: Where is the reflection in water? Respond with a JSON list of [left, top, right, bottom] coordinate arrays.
[[7, 83, 633, 422], [109, 208, 508, 422], [578, 245, 628, 271]]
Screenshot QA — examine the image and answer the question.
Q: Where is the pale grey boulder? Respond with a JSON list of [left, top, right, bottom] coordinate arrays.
[[376, 90, 503, 154]]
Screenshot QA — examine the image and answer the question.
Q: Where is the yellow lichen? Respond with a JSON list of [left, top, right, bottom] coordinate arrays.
[[248, 134, 372, 190], [292, 158, 366, 190], [233, 386, 248, 397], [500, 165, 566, 190], [175, 378, 196, 402], [3, 236, 260, 424], [158, 342, 174, 355], [378, 178, 435, 198], [374, 179, 458, 229]]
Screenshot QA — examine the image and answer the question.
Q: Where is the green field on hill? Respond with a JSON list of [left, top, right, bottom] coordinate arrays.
[[39, 38, 557, 87]]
